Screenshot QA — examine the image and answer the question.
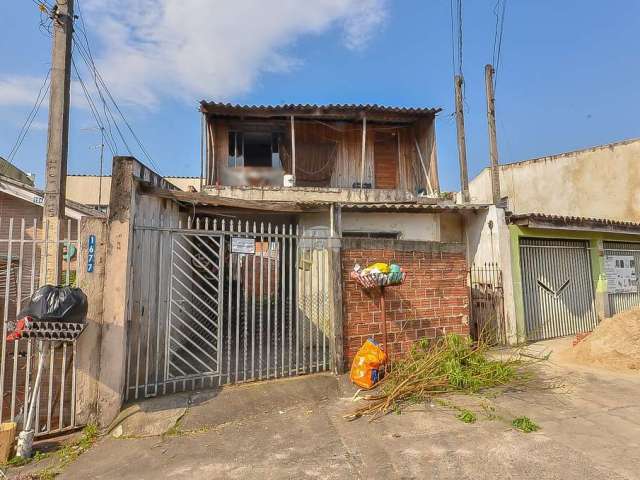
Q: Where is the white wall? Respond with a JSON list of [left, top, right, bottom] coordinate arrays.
[[464, 206, 518, 344], [341, 212, 440, 241]]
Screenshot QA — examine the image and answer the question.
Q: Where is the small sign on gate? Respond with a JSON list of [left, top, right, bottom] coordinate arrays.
[[87, 234, 96, 273], [231, 237, 255, 254], [605, 254, 638, 294]]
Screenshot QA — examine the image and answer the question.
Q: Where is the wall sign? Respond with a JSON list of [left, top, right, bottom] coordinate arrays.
[[231, 237, 255, 254], [604, 254, 638, 294], [87, 234, 96, 273]]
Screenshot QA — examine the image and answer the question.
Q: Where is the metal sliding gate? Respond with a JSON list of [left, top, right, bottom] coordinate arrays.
[[0, 217, 80, 437], [520, 238, 598, 341], [125, 218, 333, 401], [603, 241, 640, 315]]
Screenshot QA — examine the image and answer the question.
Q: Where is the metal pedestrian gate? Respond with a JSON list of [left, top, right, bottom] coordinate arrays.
[[0, 217, 80, 438], [125, 218, 333, 401], [520, 238, 598, 341], [603, 241, 640, 315]]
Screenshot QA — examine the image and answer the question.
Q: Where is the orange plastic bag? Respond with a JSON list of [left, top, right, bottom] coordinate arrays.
[[350, 339, 387, 389]]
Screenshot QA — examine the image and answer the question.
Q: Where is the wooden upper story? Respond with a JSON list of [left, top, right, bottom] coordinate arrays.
[[200, 103, 441, 202]]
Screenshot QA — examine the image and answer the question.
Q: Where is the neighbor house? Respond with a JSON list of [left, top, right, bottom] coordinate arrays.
[[465, 138, 640, 345]]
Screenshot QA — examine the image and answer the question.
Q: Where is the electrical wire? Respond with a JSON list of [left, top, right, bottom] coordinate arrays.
[[491, 0, 507, 91], [71, 58, 117, 156], [6, 70, 51, 163], [72, 32, 162, 173], [73, 0, 163, 174]]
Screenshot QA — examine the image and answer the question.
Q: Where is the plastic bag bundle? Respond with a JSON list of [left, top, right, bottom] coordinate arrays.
[[350, 262, 405, 289], [350, 338, 387, 389]]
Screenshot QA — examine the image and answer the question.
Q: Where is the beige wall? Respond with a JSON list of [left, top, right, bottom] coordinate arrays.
[[468, 138, 640, 222], [66, 175, 201, 206]]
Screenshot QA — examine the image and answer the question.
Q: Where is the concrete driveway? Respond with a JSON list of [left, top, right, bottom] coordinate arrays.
[[15, 339, 640, 479]]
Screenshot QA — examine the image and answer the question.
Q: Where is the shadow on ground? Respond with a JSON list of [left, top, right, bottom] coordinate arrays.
[[14, 338, 640, 480]]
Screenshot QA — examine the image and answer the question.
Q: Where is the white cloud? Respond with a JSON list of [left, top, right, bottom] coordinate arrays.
[[81, 0, 387, 107], [0, 75, 48, 107]]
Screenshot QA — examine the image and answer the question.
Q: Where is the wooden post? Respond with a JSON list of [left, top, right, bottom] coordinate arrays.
[[359, 115, 367, 194], [454, 75, 470, 204], [329, 203, 343, 373], [200, 113, 205, 190], [485, 64, 501, 204], [43, 0, 74, 284], [290, 115, 296, 185]]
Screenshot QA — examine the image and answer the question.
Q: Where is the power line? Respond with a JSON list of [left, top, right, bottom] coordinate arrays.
[[491, 0, 507, 90], [73, 0, 127, 157], [72, 40, 135, 157], [71, 57, 118, 156], [6, 69, 51, 163], [71, 10, 162, 175]]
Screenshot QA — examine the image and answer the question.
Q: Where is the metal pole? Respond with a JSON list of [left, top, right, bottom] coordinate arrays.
[[290, 116, 296, 186], [16, 343, 50, 458], [380, 287, 390, 366]]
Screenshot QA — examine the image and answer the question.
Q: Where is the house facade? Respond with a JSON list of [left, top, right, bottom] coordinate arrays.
[[466, 138, 640, 345], [80, 103, 482, 420]]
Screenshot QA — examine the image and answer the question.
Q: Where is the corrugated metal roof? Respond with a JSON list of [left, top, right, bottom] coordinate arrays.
[[200, 102, 441, 119], [340, 202, 487, 212], [0, 174, 105, 218], [508, 212, 640, 232]]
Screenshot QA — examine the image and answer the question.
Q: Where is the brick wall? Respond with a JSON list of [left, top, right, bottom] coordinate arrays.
[[341, 238, 469, 369]]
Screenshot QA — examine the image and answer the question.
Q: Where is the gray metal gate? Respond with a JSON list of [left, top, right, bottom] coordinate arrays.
[[0, 217, 80, 437], [604, 241, 640, 315], [125, 218, 333, 401], [520, 238, 598, 341]]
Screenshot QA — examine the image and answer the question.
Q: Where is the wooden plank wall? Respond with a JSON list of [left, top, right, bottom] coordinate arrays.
[[205, 116, 436, 193]]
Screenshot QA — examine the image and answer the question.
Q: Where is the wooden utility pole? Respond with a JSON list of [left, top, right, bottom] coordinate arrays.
[[43, 0, 74, 284], [485, 64, 501, 204], [454, 75, 470, 203]]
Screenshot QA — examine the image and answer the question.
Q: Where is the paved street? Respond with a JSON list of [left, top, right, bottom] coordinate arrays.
[[11, 340, 640, 479]]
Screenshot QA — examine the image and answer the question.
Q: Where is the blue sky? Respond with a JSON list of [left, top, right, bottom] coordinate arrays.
[[1, 0, 639, 191]]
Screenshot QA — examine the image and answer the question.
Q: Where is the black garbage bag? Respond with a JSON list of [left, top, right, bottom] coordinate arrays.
[[18, 285, 88, 324]]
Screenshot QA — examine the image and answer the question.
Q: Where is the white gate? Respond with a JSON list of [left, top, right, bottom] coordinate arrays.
[[603, 241, 640, 315], [125, 218, 333, 401], [0, 217, 80, 437]]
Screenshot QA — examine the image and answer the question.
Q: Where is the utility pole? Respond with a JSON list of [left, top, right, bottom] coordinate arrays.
[[454, 75, 470, 203], [485, 64, 501, 205], [43, 0, 74, 285], [98, 127, 105, 210]]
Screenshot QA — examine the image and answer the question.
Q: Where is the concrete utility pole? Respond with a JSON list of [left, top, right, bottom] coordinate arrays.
[[485, 64, 501, 205], [454, 75, 470, 203], [43, 0, 74, 284]]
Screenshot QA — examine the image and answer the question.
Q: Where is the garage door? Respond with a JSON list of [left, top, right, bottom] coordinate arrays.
[[520, 238, 598, 341]]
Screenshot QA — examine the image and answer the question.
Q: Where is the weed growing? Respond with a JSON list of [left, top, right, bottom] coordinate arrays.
[[347, 334, 534, 420], [456, 409, 477, 424], [512, 416, 539, 433]]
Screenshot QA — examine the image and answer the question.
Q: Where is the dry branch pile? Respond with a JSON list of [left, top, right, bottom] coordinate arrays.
[[347, 334, 533, 421]]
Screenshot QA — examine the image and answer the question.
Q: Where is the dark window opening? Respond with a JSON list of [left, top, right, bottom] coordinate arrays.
[[228, 131, 282, 168], [342, 231, 400, 239]]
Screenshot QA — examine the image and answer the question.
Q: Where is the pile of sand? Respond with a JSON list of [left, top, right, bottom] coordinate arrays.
[[557, 307, 640, 372]]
